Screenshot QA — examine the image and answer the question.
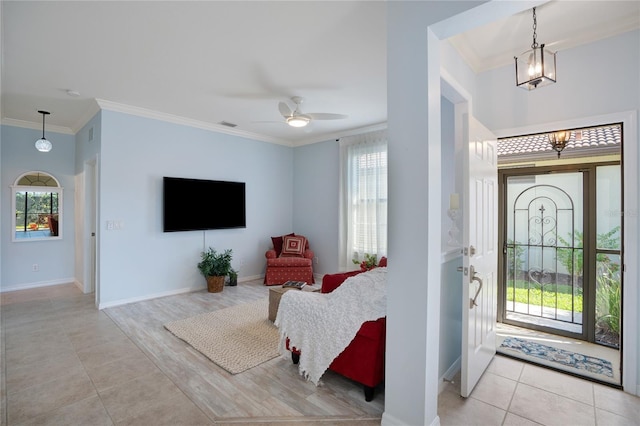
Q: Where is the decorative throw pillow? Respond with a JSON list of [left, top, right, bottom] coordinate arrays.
[[280, 235, 306, 257], [272, 233, 295, 257]]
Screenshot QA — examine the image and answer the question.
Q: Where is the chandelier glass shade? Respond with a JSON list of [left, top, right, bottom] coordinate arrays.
[[515, 8, 557, 90], [35, 110, 52, 152]]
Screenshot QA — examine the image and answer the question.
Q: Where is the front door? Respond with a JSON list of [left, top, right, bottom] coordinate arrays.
[[500, 164, 622, 349], [461, 115, 498, 397]]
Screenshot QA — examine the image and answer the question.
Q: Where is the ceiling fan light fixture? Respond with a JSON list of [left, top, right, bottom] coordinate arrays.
[[286, 116, 310, 128], [35, 110, 52, 152], [515, 7, 557, 90]]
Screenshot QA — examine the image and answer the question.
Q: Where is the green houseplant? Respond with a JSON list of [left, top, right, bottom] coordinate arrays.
[[228, 268, 238, 286], [197, 248, 233, 293]]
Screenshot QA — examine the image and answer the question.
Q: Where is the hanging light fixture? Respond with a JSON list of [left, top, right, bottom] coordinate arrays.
[[35, 110, 52, 152], [286, 116, 310, 128], [548, 130, 571, 157], [515, 7, 557, 90]]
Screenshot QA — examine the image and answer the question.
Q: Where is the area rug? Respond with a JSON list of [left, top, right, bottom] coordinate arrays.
[[499, 336, 614, 379], [164, 298, 279, 374]]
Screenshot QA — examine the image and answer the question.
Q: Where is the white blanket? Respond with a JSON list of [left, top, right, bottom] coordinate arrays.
[[275, 268, 387, 385]]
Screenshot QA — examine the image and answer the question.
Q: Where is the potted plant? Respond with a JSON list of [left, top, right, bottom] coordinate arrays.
[[197, 248, 232, 293], [228, 268, 238, 286], [352, 253, 378, 271]]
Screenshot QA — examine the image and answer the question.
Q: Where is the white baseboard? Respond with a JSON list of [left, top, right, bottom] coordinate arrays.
[[238, 274, 263, 283], [98, 285, 206, 310], [439, 357, 461, 394], [0, 277, 77, 293], [99, 274, 267, 310], [381, 412, 404, 425], [382, 412, 440, 426], [441, 248, 462, 264]]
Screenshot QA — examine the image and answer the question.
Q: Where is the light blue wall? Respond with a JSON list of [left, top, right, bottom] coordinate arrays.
[[97, 110, 294, 305], [386, 2, 484, 424], [439, 95, 462, 380], [476, 30, 640, 130], [1, 125, 76, 290], [440, 256, 463, 378], [441, 96, 456, 249], [475, 27, 640, 398], [292, 139, 340, 276], [75, 111, 101, 172]]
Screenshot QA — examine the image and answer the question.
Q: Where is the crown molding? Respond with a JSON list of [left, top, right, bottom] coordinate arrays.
[[70, 99, 102, 134], [0, 118, 75, 135], [296, 122, 388, 146], [95, 99, 292, 147]]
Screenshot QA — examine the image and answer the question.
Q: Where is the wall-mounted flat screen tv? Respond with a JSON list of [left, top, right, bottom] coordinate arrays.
[[163, 177, 246, 232]]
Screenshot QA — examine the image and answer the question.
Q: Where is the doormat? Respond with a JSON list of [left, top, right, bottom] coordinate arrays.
[[499, 336, 614, 378]]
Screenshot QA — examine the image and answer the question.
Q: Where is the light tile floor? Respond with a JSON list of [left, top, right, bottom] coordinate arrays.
[[438, 356, 640, 426], [1, 283, 639, 425]]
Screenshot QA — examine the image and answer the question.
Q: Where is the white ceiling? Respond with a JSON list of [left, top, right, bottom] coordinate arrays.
[[2, 1, 639, 146]]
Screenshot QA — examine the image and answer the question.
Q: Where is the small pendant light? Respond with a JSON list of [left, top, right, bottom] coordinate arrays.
[[515, 7, 557, 90], [35, 110, 52, 152]]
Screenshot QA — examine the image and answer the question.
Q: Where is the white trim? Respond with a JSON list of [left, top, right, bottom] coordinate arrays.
[[239, 274, 263, 283], [298, 122, 388, 147], [493, 111, 635, 140], [95, 98, 292, 146], [98, 284, 206, 310], [495, 110, 638, 396], [0, 118, 74, 135], [382, 412, 426, 426], [98, 274, 265, 310], [71, 99, 102, 134], [439, 356, 461, 394], [0, 278, 76, 293], [441, 248, 462, 264]]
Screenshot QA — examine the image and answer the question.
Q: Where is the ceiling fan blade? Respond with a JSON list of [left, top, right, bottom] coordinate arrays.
[[306, 113, 348, 120], [278, 101, 293, 118]]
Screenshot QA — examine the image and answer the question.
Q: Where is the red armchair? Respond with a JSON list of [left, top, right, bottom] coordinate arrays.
[[288, 258, 387, 401], [264, 234, 315, 286]]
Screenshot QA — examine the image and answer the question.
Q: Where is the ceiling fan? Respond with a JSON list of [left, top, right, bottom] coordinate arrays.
[[278, 96, 347, 128]]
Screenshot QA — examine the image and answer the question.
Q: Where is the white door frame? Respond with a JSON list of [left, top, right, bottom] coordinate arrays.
[[493, 111, 638, 395], [442, 69, 638, 395]]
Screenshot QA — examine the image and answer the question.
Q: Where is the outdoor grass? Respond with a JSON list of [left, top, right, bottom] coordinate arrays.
[[506, 281, 583, 313]]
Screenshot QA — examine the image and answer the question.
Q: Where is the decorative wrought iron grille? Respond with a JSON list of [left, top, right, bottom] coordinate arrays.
[[506, 184, 583, 329]]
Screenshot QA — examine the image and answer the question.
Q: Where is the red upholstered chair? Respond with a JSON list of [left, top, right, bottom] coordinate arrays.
[[288, 257, 387, 401], [264, 234, 315, 285]]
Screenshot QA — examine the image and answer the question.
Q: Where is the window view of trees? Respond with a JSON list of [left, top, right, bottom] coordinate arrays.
[[15, 191, 59, 235]]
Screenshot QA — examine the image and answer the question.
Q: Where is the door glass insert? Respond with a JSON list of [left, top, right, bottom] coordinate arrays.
[[595, 165, 621, 348], [505, 173, 584, 335]]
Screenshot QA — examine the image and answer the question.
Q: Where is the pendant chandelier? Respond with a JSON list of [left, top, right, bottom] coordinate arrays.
[[35, 110, 52, 152], [548, 130, 571, 157], [514, 7, 557, 90]]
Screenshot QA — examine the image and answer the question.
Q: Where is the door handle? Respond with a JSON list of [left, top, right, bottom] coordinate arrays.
[[469, 265, 483, 309]]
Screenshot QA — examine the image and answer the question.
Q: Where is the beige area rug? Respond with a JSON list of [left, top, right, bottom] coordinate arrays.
[[164, 298, 280, 374]]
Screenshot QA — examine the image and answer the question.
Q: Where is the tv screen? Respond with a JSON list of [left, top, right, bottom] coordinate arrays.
[[163, 177, 246, 232]]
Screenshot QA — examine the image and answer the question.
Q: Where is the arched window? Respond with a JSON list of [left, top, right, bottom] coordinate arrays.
[[11, 171, 63, 241]]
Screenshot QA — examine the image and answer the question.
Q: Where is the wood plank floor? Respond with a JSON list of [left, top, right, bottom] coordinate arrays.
[[1, 279, 383, 425]]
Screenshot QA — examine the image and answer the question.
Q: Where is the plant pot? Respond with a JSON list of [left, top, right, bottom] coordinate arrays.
[[206, 275, 225, 293], [228, 276, 238, 286]]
